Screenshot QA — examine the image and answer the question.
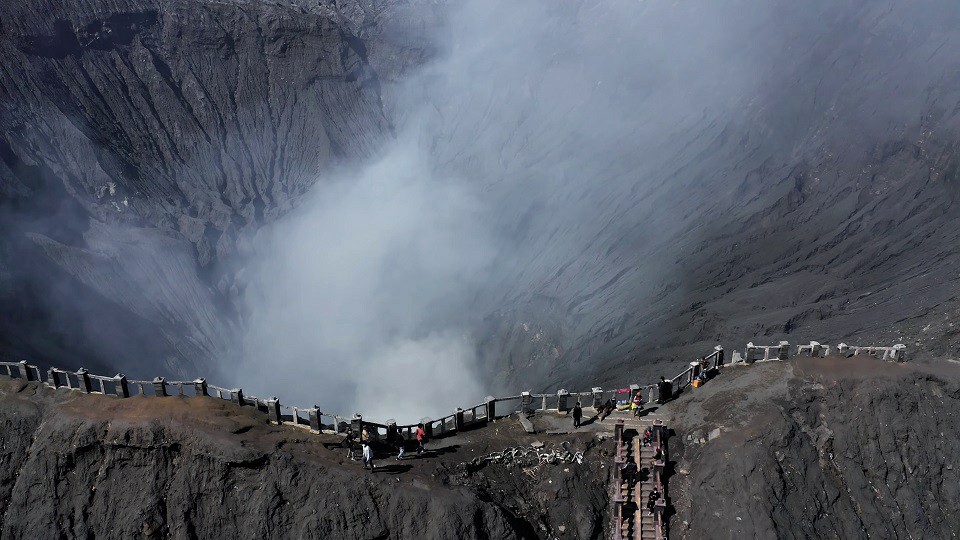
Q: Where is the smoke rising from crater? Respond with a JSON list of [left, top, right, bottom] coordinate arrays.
[[233, 0, 768, 420], [237, 139, 495, 421]]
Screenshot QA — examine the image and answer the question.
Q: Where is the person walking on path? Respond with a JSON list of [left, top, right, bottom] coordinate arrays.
[[396, 432, 406, 460], [362, 441, 376, 471], [342, 428, 357, 460], [632, 391, 643, 416], [416, 423, 428, 456], [572, 402, 583, 428], [647, 487, 660, 513]]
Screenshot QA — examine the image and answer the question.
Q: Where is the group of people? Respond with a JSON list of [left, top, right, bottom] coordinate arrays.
[[570, 381, 666, 429], [569, 397, 618, 429], [340, 422, 430, 472]]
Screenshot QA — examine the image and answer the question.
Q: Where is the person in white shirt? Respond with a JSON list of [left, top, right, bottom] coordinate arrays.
[[362, 442, 375, 471]]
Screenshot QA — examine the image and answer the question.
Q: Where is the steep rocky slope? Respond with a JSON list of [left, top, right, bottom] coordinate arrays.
[[668, 356, 960, 539], [0, 354, 954, 539], [0, 0, 433, 377], [0, 377, 609, 539]]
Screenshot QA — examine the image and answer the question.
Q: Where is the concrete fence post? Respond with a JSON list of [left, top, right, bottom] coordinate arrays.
[[557, 389, 570, 412], [76, 368, 92, 393], [655, 420, 668, 445], [454, 408, 465, 431], [654, 499, 667, 522], [714, 345, 724, 368], [48, 369, 60, 388], [778, 341, 790, 360], [892, 344, 907, 362], [18, 361, 34, 381], [745, 342, 757, 363], [266, 397, 281, 424], [520, 391, 533, 414], [231, 388, 244, 406], [309, 407, 321, 431], [194, 378, 208, 396], [592, 387, 603, 409], [350, 414, 363, 435], [837, 343, 850, 356], [654, 459, 665, 484], [420, 417, 433, 439], [115, 374, 129, 398], [153, 377, 167, 397], [485, 396, 497, 421]]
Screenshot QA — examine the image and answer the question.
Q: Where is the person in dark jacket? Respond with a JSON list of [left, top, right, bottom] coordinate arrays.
[[342, 428, 357, 460], [647, 488, 660, 513], [657, 376, 673, 404], [572, 402, 583, 428]]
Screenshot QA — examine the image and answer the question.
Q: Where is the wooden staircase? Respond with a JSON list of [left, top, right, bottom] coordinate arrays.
[[610, 411, 668, 540], [635, 436, 659, 540]]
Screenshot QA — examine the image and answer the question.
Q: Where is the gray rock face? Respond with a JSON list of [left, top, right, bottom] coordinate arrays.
[[0, 0, 430, 376], [0, 378, 608, 539], [670, 358, 960, 539]]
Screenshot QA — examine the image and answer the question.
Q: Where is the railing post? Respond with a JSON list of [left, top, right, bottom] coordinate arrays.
[[266, 397, 281, 424], [714, 345, 724, 368], [153, 377, 167, 397], [115, 374, 129, 398], [454, 408, 465, 432], [194, 378, 208, 396], [837, 343, 850, 356], [557, 389, 570, 412], [47, 369, 60, 388], [592, 387, 603, 409], [654, 500, 667, 527], [76, 368, 92, 393], [231, 388, 244, 406], [654, 420, 668, 450], [745, 342, 757, 363], [18, 361, 34, 381], [350, 414, 363, 435], [309, 406, 321, 431], [485, 396, 496, 421], [420, 417, 433, 439], [520, 391, 533, 414], [892, 344, 906, 362], [778, 341, 790, 360]]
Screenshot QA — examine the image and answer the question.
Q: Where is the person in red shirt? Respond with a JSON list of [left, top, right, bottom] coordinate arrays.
[[416, 423, 428, 456]]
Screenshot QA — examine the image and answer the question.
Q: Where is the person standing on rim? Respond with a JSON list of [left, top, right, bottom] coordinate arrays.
[[572, 401, 583, 428], [415, 423, 428, 456], [657, 376, 671, 404], [362, 440, 376, 471]]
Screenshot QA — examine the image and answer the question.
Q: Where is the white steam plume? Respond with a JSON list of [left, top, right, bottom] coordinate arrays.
[[238, 139, 493, 422]]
